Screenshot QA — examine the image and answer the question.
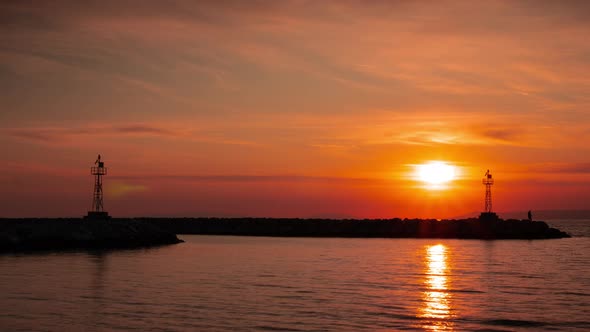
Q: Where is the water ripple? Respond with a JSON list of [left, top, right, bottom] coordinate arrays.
[[1, 226, 589, 331]]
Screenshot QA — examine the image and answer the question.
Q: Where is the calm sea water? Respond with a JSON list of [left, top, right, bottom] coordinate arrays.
[[1, 220, 589, 331]]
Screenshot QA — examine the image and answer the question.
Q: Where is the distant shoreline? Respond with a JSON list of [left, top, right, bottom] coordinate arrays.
[[456, 210, 590, 220]]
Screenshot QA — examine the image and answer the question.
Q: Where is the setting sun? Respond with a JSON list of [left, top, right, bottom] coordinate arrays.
[[416, 161, 457, 189]]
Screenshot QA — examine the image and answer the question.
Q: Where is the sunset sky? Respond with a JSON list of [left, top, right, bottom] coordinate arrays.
[[1, 1, 590, 218]]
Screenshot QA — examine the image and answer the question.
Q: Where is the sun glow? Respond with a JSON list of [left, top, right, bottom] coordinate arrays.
[[415, 161, 457, 189]]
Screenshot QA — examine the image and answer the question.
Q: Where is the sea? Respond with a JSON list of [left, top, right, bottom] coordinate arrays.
[[1, 220, 589, 331]]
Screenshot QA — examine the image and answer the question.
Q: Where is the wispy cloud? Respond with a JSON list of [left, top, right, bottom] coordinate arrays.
[[3, 123, 266, 149], [4, 124, 182, 143], [114, 125, 176, 136], [531, 162, 590, 175], [110, 174, 379, 185]]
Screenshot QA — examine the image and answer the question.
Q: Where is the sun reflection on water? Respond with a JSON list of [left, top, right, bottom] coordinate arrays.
[[419, 244, 454, 331]]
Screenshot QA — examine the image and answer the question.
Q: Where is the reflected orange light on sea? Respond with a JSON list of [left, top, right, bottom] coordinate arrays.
[[419, 244, 454, 331]]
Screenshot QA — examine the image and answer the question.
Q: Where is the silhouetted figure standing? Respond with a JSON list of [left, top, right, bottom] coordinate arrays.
[[528, 210, 532, 221], [95, 154, 103, 168]]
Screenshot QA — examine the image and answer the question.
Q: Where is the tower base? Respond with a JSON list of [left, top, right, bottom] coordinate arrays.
[[479, 212, 499, 222], [85, 211, 111, 220]]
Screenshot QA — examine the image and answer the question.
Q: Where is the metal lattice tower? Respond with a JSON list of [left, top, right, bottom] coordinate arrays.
[[89, 154, 108, 216], [482, 169, 494, 213]]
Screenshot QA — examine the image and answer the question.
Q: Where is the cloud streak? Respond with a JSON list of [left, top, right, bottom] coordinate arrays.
[[109, 174, 379, 185], [4, 125, 181, 142]]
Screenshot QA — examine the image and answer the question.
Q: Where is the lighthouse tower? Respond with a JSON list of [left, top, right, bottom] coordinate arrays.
[[479, 169, 499, 221], [85, 154, 110, 220]]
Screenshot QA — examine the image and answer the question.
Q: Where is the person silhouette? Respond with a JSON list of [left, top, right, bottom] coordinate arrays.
[[528, 210, 532, 221], [95, 154, 104, 168]]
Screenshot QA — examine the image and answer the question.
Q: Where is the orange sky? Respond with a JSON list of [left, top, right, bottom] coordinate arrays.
[[1, 1, 590, 218]]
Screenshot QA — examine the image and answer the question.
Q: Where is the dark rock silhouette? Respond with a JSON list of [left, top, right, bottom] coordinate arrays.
[[0, 218, 182, 252], [141, 217, 569, 240], [0, 217, 570, 252]]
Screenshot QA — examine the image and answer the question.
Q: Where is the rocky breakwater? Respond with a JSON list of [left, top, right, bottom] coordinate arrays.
[[0, 218, 183, 252], [144, 217, 570, 239]]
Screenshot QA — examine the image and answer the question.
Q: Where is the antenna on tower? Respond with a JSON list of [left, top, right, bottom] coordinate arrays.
[[479, 169, 499, 221], [85, 154, 111, 220]]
